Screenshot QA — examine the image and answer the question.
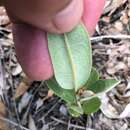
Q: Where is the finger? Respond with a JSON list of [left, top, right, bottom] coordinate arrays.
[[5, 0, 83, 33], [45, 0, 83, 33], [82, 0, 105, 35], [13, 24, 53, 80]]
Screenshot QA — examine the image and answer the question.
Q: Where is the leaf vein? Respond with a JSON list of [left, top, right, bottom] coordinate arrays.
[[64, 34, 76, 90]]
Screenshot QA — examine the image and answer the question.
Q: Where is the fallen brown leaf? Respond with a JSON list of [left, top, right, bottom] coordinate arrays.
[[28, 115, 37, 130], [14, 75, 33, 99], [43, 90, 54, 101], [0, 101, 10, 130], [0, 101, 6, 117]]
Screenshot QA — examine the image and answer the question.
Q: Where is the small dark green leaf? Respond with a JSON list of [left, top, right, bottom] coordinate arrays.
[[82, 97, 101, 114], [45, 77, 76, 104], [87, 79, 120, 94], [84, 67, 99, 88], [67, 104, 83, 117], [47, 24, 92, 91]]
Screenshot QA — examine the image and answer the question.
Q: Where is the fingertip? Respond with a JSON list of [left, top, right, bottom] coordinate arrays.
[[45, 0, 83, 33], [24, 66, 53, 81], [82, 0, 105, 35]]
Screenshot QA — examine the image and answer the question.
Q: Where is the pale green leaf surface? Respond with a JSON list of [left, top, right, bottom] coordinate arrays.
[[82, 97, 101, 114], [87, 79, 120, 94], [45, 77, 76, 103], [84, 67, 99, 88], [48, 24, 92, 91]]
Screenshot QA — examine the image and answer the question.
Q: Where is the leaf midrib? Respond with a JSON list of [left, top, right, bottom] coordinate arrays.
[[64, 34, 76, 91]]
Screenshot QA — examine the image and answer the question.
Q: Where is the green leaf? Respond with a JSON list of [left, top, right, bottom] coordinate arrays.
[[45, 77, 76, 104], [82, 97, 101, 114], [67, 104, 83, 117], [87, 79, 120, 94], [47, 24, 92, 91], [84, 67, 99, 88]]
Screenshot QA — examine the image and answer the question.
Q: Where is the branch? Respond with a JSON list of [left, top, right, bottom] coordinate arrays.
[[90, 34, 130, 42], [0, 117, 30, 130]]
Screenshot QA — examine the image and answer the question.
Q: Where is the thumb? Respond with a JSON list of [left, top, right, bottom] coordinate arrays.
[[4, 0, 83, 33]]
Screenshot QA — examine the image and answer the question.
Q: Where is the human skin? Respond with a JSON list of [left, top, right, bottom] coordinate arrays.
[[3, 0, 105, 80]]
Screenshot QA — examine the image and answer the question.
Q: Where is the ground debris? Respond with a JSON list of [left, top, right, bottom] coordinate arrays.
[[1, 1, 130, 130]]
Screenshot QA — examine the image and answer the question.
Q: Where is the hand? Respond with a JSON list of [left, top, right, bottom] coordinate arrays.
[[4, 0, 105, 80]]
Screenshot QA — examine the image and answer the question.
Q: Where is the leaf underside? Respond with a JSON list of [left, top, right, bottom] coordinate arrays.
[[48, 24, 92, 91]]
